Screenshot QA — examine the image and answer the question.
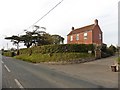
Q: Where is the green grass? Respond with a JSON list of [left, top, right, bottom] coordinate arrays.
[[14, 53, 94, 63], [117, 57, 120, 64]]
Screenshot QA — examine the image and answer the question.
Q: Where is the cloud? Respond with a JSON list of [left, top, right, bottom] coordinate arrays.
[[0, 0, 119, 49]]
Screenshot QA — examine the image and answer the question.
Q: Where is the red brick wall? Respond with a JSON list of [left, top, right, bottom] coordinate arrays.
[[84, 30, 93, 44], [67, 25, 103, 45], [67, 25, 103, 44], [67, 30, 93, 44], [92, 25, 103, 45]]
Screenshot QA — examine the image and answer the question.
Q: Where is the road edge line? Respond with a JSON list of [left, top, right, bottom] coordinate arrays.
[[14, 79, 24, 89], [4, 65, 11, 72]]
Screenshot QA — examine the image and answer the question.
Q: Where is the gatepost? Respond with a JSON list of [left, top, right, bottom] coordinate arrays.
[[95, 45, 101, 59]]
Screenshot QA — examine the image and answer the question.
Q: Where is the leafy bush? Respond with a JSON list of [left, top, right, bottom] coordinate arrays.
[[107, 48, 115, 56], [101, 44, 116, 58], [19, 44, 95, 55], [101, 51, 110, 58], [109, 45, 117, 53], [2, 51, 15, 57]]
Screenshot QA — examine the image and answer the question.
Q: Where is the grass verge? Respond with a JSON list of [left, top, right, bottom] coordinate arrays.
[[14, 53, 94, 63]]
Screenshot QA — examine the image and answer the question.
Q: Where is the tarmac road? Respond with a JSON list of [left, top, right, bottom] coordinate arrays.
[[1, 56, 106, 89]]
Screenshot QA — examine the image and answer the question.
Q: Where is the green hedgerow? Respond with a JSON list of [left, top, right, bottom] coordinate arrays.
[[19, 44, 95, 55]]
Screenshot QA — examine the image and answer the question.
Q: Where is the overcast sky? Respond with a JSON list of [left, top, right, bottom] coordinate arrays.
[[0, 0, 119, 50]]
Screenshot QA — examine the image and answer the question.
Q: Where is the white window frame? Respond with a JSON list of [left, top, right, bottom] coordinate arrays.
[[76, 34, 79, 40], [70, 35, 73, 41], [84, 32, 87, 39], [99, 33, 101, 39]]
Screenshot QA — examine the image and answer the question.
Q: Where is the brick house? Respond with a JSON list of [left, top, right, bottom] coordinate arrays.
[[67, 19, 103, 45]]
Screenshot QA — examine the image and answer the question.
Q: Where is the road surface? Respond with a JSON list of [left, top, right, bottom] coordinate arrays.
[[46, 56, 119, 88], [1, 56, 118, 89]]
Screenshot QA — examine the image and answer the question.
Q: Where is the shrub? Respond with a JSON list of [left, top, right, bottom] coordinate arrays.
[[19, 44, 95, 55], [101, 44, 115, 58], [107, 48, 115, 56], [2, 51, 15, 57], [109, 45, 117, 53], [101, 51, 110, 58]]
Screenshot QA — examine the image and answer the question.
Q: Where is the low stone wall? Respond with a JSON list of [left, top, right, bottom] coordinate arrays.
[[42, 58, 96, 65]]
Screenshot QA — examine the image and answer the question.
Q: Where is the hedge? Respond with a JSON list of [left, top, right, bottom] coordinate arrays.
[[2, 51, 15, 57], [19, 44, 95, 55]]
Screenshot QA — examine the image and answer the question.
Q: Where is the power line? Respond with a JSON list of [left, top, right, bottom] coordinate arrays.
[[27, 0, 64, 30]]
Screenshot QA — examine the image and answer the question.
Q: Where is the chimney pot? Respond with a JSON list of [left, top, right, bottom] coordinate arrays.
[[72, 27, 74, 30], [94, 19, 98, 25]]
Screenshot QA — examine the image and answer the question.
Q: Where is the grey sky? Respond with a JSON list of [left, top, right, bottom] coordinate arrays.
[[0, 0, 119, 49]]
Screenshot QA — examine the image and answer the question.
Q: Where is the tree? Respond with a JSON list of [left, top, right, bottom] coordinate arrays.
[[5, 35, 21, 50], [20, 29, 50, 47], [108, 45, 117, 56], [20, 35, 33, 48], [101, 43, 107, 52], [5, 26, 64, 49], [52, 35, 64, 44], [41, 33, 53, 45], [109, 45, 117, 52], [21, 27, 44, 48]]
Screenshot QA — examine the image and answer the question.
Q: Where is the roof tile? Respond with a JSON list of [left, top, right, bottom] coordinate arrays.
[[67, 24, 95, 36]]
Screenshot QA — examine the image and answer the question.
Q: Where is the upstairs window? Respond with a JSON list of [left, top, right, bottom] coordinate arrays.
[[84, 32, 87, 39], [76, 34, 79, 40], [70, 35, 73, 41], [99, 34, 101, 39]]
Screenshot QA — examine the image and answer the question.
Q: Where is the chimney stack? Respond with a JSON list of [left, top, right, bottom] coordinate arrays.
[[72, 27, 74, 31], [94, 19, 98, 25]]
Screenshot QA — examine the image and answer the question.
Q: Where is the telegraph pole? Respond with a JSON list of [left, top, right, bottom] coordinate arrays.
[[7, 43, 8, 50]]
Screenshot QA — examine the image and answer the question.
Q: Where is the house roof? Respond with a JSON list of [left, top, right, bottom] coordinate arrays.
[[67, 24, 95, 36]]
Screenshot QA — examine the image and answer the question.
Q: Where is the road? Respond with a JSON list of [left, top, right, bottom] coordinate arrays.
[[45, 56, 119, 88], [1, 56, 118, 89]]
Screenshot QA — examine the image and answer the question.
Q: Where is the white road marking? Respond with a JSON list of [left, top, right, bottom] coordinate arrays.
[[1, 61, 4, 64], [14, 79, 24, 88], [4, 65, 11, 72]]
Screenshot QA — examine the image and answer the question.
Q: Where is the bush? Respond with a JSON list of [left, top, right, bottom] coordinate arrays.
[[101, 51, 110, 58], [101, 44, 115, 58], [109, 45, 117, 53], [107, 48, 115, 56], [3, 51, 15, 57], [19, 44, 95, 55]]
